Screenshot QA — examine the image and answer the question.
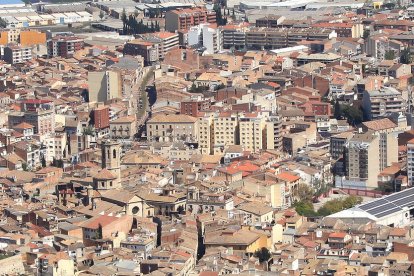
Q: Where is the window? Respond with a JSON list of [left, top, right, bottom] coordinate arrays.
[[132, 206, 140, 214], [113, 149, 116, 158]]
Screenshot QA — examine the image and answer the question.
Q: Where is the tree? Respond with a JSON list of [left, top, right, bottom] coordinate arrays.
[[96, 223, 103, 239], [384, 50, 395, 60], [342, 104, 363, 125], [334, 100, 342, 119], [362, 29, 370, 39], [254, 247, 271, 263], [342, 195, 363, 209], [177, 205, 184, 214], [99, 10, 105, 21], [22, 163, 28, 171], [81, 89, 89, 102], [294, 201, 317, 217], [317, 196, 362, 216], [294, 183, 314, 202], [41, 156, 46, 168], [0, 17, 7, 28], [121, 8, 127, 34], [400, 47, 412, 64], [214, 4, 227, 26]]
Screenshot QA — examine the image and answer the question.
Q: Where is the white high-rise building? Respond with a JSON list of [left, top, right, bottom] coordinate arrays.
[[188, 23, 222, 54]]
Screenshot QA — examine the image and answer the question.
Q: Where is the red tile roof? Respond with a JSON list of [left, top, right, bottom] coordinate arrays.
[[277, 172, 300, 182]]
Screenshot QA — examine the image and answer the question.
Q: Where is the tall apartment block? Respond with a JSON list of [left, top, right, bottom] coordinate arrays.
[[265, 116, 283, 151], [47, 35, 84, 58], [3, 45, 33, 64], [165, 8, 216, 32], [407, 139, 414, 186], [198, 115, 214, 155], [213, 112, 239, 154], [239, 114, 266, 153], [88, 71, 123, 103], [344, 132, 380, 189], [362, 86, 405, 120], [142, 32, 179, 60]]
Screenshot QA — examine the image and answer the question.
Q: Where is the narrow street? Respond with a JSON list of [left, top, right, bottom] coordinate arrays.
[[135, 66, 156, 140]]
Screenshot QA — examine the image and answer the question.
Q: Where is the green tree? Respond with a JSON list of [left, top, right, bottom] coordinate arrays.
[[334, 100, 342, 119], [400, 47, 412, 64], [294, 201, 317, 217], [41, 156, 46, 168], [96, 223, 103, 239], [213, 5, 227, 26], [0, 17, 7, 28], [317, 196, 362, 216], [342, 195, 363, 209], [22, 163, 28, 171], [342, 105, 363, 125], [362, 29, 370, 39], [384, 50, 395, 60], [121, 8, 127, 34], [254, 247, 271, 263]]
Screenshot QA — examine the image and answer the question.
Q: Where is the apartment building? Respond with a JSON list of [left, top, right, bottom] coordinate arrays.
[[147, 113, 198, 143], [180, 99, 211, 117], [0, 29, 46, 47], [239, 113, 266, 153], [213, 112, 239, 154], [265, 116, 283, 151], [88, 71, 122, 103], [197, 115, 214, 155], [221, 23, 248, 50], [311, 22, 363, 38], [188, 23, 221, 54], [92, 106, 110, 130], [3, 45, 32, 64], [47, 35, 84, 58], [255, 16, 285, 28], [43, 134, 67, 163], [407, 139, 414, 186], [330, 132, 354, 160], [123, 40, 159, 64], [361, 119, 399, 171], [344, 132, 380, 189], [165, 8, 216, 32], [110, 116, 137, 140], [8, 99, 55, 136], [156, 32, 179, 59], [245, 28, 337, 50], [362, 86, 405, 120]]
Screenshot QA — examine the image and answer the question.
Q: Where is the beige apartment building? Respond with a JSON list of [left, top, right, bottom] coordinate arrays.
[[147, 113, 198, 142], [361, 119, 398, 171], [213, 112, 239, 154], [197, 114, 214, 155], [239, 114, 266, 153], [110, 116, 137, 140], [345, 132, 380, 188], [265, 116, 283, 151], [154, 32, 180, 59], [88, 71, 122, 103]]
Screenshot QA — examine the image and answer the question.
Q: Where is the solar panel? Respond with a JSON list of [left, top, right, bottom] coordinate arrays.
[[359, 199, 388, 211], [393, 197, 414, 208], [368, 204, 399, 216], [385, 188, 414, 202], [376, 207, 404, 218]]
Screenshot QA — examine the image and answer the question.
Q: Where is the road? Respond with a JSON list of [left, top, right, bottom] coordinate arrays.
[[134, 66, 156, 140]]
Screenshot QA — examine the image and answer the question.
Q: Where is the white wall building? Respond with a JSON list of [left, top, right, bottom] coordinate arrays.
[[188, 23, 222, 54]]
